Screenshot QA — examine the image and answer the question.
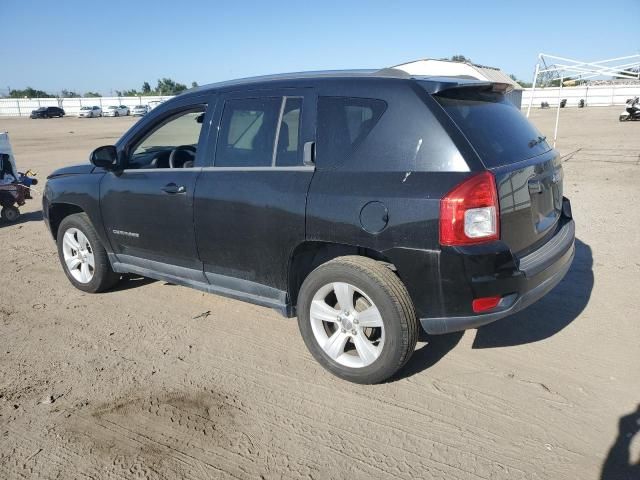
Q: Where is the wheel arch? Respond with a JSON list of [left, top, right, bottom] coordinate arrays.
[[48, 202, 85, 239], [287, 241, 394, 312]]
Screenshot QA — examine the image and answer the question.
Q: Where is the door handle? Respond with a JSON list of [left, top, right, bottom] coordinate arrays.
[[162, 183, 186, 194]]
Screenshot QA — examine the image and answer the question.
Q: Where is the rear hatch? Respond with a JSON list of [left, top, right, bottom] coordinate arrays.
[[434, 86, 563, 256]]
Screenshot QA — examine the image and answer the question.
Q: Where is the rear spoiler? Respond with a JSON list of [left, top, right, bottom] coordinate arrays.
[[419, 78, 514, 95], [372, 69, 515, 95]]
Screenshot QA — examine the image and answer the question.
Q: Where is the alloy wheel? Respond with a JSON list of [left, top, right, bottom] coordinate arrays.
[[62, 228, 95, 283], [309, 282, 385, 368]]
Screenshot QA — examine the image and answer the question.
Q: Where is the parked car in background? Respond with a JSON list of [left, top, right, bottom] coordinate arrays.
[[103, 105, 129, 117], [131, 105, 149, 116], [43, 70, 575, 384], [30, 106, 65, 119], [78, 106, 102, 118], [147, 100, 163, 110]]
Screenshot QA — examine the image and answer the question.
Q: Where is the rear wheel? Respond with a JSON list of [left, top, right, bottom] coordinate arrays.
[[1, 206, 20, 222], [297, 256, 418, 384], [57, 213, 120, 293], [115, 111, 119, 117]]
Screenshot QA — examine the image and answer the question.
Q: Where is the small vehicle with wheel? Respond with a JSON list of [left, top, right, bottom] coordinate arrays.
[[619, 97, 640, 121], [30, 106, 65, 119], [78, 106, 102, 118], [43, 70, 575, 383], [1, 132, 38, 223], [103, 105, 130, 117]]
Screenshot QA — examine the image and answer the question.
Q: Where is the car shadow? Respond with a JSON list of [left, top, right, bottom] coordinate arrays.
[[600, 405, 640, 479], [0, 209, 43, 227], [472, 238, 593, 349], [108, 274, 156, 292], [392, 330, 465, 381], [392, 238, 593, 381]]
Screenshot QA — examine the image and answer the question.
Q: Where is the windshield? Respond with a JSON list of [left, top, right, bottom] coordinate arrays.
[[434, 88, 551, 168], [108, 106, 117, 109], [80, 107, 90, 110]]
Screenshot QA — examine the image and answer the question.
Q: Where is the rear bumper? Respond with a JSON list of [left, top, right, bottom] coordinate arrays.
[[419, 216, 575, 335]]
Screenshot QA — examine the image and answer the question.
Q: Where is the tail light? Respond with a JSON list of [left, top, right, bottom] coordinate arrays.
[[440, 171, 499, 246]]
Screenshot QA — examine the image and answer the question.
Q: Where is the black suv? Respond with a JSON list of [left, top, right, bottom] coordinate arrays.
[[30, 106, 65, 118], [43, 70, 575, 383]]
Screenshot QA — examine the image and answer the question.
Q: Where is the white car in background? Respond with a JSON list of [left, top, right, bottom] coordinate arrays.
[[103, 105, 129, 117], [78, 106, 102, 118], [147, 100, 163, 110], [131, 105, 150, 116]]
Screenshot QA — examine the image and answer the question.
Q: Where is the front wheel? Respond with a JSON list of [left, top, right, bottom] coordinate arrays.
[[297, 256, 418, 384], [1, 206, 20, 222], [620, 114, 629, 122], [57, 213, 120, 293]]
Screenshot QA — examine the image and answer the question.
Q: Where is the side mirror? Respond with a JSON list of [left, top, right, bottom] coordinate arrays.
[[90, 145, 118, 170]]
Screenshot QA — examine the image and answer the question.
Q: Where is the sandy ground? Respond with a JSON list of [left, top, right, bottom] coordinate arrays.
[[0, 108, 638, 479]]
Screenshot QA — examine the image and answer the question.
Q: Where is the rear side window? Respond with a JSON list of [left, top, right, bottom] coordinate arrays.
[[317, 97, 386, 163], [216, 96, 304, 167], [434, 89, 550, 167]]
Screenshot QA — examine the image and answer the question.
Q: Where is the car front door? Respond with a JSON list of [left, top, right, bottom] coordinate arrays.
[[193, 89, 315, 308], [100, 94, 214, 281]]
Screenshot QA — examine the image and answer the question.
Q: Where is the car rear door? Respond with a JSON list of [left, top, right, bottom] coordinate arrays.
[[100, 94, 215, 280], [193, 88, 315, 304]]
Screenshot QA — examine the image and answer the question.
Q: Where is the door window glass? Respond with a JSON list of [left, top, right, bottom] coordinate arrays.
[[129, 108, 205, 169], [216, 97, 281, 167], [275, 97, 302, 167]]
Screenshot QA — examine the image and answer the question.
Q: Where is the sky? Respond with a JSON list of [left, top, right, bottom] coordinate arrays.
[[2, 0, 639, 96]]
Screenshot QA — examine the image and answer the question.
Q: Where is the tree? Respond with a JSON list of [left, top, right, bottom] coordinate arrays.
[[509, 74, 532, 88], [84, 91, 102, 97], [9, 87, 54, 98], [142, 81, 151, 94], [61, 89, 80, 98], [191, 81, 199, 88], [450, 54, 471, 63], [156, 78, 187, 95]]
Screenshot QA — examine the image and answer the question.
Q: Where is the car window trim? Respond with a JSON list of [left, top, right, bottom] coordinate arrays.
[[122, 165, 315, 173]]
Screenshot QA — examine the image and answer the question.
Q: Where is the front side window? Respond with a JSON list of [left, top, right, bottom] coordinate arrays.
[[128, 107, 205, 169], [317, 96, 386, 163]]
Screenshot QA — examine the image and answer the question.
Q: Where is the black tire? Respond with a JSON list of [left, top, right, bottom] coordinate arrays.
[[115, 111, 119, 117], [56, 213, 120, 293], [1, 206, 20, 222], [297, 256, 418, 384]]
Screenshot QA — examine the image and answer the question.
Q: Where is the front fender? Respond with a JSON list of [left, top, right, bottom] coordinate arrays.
[[43, 173, 111, 252]]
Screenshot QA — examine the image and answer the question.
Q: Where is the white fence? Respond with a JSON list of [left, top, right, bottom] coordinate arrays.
[[522, 84, 640, 109], [0, 95, 174, 117], [2, 84, 640, 116]]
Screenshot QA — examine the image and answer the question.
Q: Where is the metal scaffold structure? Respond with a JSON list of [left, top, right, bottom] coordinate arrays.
[[525, 53, 640, 147]]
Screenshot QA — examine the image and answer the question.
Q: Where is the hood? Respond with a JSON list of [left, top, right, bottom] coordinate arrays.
[[47, 163, 96, 179]]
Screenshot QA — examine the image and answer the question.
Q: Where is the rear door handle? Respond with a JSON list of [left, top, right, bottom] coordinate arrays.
[[162, 183, 186, 194]]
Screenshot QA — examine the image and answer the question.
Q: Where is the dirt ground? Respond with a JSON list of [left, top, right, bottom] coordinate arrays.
[[0, 107, 638, 480]]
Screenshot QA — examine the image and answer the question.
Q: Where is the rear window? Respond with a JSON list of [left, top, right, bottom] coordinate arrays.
[[317, 97, 386, 163], [435, 89, 551, 168]]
